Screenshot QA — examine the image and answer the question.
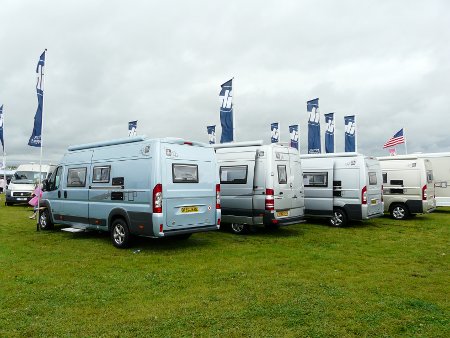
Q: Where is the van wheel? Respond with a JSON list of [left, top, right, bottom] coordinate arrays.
[[39, 209, 54, 230], [111, 219, 131, 248], [329, 208, 347, 227], [230, 223, 249, 235], [390, 204, 409, 220]]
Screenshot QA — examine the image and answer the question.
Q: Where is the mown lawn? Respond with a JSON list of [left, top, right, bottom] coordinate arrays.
[[0, 195, 448, 337]]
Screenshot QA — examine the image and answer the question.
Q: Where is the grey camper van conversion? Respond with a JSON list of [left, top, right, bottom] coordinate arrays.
[[39, 137, 221, 248], [421, 152, 450, 207], [378, 155, 436, 219], [214, 141, 305, 234], [300, 153, 384, 226]]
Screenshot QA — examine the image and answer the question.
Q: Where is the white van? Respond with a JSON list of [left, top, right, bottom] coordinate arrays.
[[420, 152, 450, 207], [300, 153, 384, 226], [378, 155, 436, 219], [6, 164, 54, 205], [40, 137, 221, 248], [214, 141, 305, 234]]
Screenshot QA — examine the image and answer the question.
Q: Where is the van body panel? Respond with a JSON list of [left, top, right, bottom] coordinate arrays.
[[422, 153, 450, 206]]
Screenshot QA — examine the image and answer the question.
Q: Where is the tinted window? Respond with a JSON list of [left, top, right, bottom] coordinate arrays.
[[382, 172, 387, 184], [173, 164, 198, 183], [303, 172, 328, 187], [93, 166, 111, 183], [369, 172, 377, 185], [220, 166, 247, 184], [67, 168, 87, 187], [277, 165, 287, 184]]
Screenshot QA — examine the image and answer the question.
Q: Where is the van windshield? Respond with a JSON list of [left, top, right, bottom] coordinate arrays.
[[12, 171, 47, 184]]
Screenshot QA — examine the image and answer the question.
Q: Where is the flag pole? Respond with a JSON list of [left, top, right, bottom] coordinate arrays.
[[355, 115, 358, 153], [232, 77, 235, 142], [404, 128, 408, 154], [36, 49, 47, 231], [2, 105, 6, 197]]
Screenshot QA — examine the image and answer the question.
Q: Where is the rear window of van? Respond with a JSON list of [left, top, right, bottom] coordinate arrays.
[[172, 164, 198, 183], [220, 166, 247, 184], [303, 172, 328, 187], [369, 172, 377, 185]]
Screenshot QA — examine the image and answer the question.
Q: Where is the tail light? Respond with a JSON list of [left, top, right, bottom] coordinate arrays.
[[361, 186, 367, 205], [381, 185, 384, 202], [153, 184, 162, 213], [216, 184, 221, 209], [265, 188, 274, 211], [422, 185, 427, 200]]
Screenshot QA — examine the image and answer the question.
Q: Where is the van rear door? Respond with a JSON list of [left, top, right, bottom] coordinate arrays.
[[289, 152, 305, 216], [365, 160, 383, 216], [273, 148, 293, 218], [162, 143, 217, 229], [302, 158, 333, 217]]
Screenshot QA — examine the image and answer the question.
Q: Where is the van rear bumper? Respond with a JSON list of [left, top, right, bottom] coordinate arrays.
[[161, 224, 219, 237], [263, 213, 305, 227]]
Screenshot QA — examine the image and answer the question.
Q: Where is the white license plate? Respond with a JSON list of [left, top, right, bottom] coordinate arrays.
[[17, 198, 27, 201]]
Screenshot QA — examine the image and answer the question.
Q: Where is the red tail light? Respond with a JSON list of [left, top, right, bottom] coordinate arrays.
[[216, 184, 221, 209], [153, 184, 162, 213], [361, 186, 367, 205], [422, 185, 427, 200], [184, 141, 193, 146], [265, 188, 274, 211]]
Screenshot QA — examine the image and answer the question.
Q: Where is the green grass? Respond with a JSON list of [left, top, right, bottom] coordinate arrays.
[[0, 195, 449, 337]]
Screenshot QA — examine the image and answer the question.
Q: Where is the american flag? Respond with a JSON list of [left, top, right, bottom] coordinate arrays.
[[383, 128, 405, 148]]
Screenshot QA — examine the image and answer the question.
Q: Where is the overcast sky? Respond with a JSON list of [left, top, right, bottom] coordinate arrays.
[[1, 0, 449, 164]]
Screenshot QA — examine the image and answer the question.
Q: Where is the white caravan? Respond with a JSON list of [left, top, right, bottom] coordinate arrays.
[[420, 153, 450, 207], [300, 153, 384, 227], [214, 141, 305, 234], [5, 164, 54, 205], [377, 155, 436, 219]]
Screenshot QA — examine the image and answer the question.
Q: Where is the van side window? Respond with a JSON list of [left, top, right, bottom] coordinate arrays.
[[172, 164, 199, 183], [48, 166, 62, 191], [303, 172, 328, 187], [382, 172, 387, 184], [389, 179, 404, 194], [93, 166, 111, 183], [277, 165, 287, 184], [369, 172, 377, 185], [220, 166, 247, 184], [67, 168, 87, 187], [426, 170, 433, 183]]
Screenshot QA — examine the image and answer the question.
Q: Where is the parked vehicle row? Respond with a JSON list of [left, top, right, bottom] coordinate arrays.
[[11, 137, 444, 249]]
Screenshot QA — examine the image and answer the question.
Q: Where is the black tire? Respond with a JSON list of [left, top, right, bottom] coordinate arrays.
[[390, 204, 409, 220], [111, 219, 131, 248], [329, 208, 347, 227], [5, 202, 12, 206], [230, 223, 250, 235], [39, 209, 54, 230]]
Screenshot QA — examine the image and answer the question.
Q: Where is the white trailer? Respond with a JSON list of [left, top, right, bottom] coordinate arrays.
[[420, 152, 450, 207], [300, 153, 384, 227]]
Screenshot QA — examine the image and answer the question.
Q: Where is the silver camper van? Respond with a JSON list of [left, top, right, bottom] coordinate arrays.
[[378, 155, 436, 219], [421, 152, 450, 207], [40, 137, 221, 248], [214, 141, 305, 234], [300, 153, 384, 227]]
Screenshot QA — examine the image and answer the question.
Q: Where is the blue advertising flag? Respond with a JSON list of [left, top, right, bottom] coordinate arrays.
[[307, 98, 321, 154], [0, 105, 4, 152], [344, 115, 356, 152], [207, 125, 216, 144], [128, 120, 137, 137], [289, 124, 299, 150], [219, 79, 233, 143], [324, 113, 335, 153], [271, 122, 279, 143], [28, 50, 46, 147]]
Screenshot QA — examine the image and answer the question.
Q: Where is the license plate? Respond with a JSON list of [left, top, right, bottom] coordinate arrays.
[[371, 199, 378, 205], [277, 210, 289, 217], [17, 198, 27, 201], [181, 206, 199, 213]]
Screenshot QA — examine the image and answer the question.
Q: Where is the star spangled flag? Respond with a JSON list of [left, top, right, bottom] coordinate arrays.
[[307, 98, 321, 154], [128, 120, 137, 137], [28, 50, 46, 147], [219, 79, 233, 143], [271, 122, 279, 143], [0, 105, 4, 152], [344, 115, 356, 152], [289, 124, 299, 150], [207, 125, 216, 144], [324, 113, 335, 153], [383, 129, 405, 148]]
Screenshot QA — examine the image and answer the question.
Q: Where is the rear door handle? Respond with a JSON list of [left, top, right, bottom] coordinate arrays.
[[64, 191, 67, 198]]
